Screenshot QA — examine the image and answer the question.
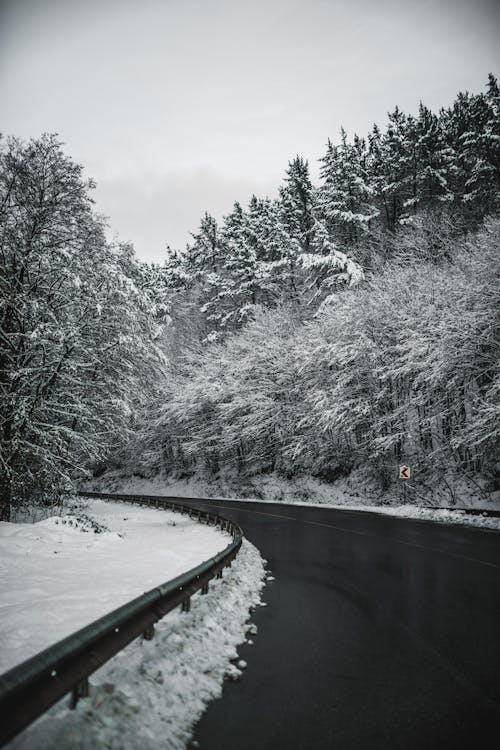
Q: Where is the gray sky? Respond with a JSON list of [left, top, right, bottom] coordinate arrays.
[[1, 0, 499, 262]]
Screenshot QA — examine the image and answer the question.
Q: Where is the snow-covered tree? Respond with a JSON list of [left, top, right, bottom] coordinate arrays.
[[217, 201, 258, 328], [0, 135, 163, 519], [318, 130, 378, 256], [412, 104, 455, 211], [133, 217, 499, 501], [459, 75, 500, 219]]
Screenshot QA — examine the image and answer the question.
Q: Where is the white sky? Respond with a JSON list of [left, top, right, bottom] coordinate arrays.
[[1, 0, 499, 262]]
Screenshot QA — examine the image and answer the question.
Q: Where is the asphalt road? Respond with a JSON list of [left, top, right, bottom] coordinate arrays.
[[186, 500, 500, 750]]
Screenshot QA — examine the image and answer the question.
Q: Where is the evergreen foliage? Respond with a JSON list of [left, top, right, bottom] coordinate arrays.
[[157, 76, 500, 345]]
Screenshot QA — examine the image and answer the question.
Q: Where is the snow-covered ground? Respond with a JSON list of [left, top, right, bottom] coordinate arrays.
[[2, 499, 266, 750], [86, 472, 500, 532], [337, 503, 500, 531], [0, 499, 234, 674]]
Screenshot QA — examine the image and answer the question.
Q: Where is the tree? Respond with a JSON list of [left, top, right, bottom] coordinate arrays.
[[218, 201, 258, 328], [441, 76, 500, 224], [247, 194, 301, 307], [412, 103, 455, 211], [278, 156, 315, 252], [460, 75, 500, 218], [318, 130, 378, 258], [0, 134, 162, 520]]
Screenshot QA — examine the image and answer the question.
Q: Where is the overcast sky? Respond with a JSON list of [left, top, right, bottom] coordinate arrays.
[[1, 0, 499, 262]]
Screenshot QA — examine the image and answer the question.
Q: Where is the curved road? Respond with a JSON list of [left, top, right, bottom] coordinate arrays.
[[184, 500, 500, 750]]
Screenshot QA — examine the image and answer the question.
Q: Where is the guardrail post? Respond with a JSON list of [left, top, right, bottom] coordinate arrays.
[[143, 624, 155, 641], [201, 581, 209, 595], [69, 677, 89, 709], [182, 597, 191, 612]]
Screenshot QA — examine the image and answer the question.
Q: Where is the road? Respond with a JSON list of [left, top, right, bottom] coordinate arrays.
[[185, 500, 500, 750]]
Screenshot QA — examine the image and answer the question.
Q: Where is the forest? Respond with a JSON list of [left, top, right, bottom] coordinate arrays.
[[1, 75, 499, 520]]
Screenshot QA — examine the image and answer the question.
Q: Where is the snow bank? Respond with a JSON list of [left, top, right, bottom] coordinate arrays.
[[357, 503, 500, 530], [7, 540, 265, 750], [0, 499, 232, 673]]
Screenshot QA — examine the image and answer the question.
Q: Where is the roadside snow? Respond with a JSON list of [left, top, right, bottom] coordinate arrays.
[[0, 499, 233, 674], [355, 503, 500, 531], [7, 539, 265, 750]]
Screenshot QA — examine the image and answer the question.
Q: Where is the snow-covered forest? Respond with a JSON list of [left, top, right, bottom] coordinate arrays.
[[1, 75, 499, 519]]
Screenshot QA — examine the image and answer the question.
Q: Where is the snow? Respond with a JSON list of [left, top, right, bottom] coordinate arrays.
[[349, 504, 500, 529], [1, 501, 265, 750], [7, 538, 265, 750], [0, 499, 233, 674]]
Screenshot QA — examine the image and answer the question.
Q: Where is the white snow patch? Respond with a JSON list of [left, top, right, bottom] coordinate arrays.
[[7, 540, 265, 750], [356, 504, 500, 530], [0, 499, 232, 674]]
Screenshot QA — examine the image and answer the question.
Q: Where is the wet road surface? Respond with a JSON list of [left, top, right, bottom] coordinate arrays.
[[186, 500, 500, 750]]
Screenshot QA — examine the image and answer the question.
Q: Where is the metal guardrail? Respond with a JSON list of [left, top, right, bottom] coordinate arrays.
[[0, 491, 242, 748]]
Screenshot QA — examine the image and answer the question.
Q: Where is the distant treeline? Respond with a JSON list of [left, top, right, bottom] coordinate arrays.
[[148, 73, 500, 343]]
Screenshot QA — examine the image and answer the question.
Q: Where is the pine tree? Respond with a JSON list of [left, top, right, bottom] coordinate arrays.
[[246, 195, 291, 307], [412, 103, 455, 211], [376, 107, 412, 230], [218, 201, 258, 329], [318, 130, 378, 257], [184, 212, 226, 342], [278, 156, 315, 253], [443, 76, 500, 224], [461, 75, 500, 217]]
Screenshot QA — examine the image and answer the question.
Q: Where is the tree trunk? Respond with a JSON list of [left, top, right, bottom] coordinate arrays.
[[0, 474, 11, 522]]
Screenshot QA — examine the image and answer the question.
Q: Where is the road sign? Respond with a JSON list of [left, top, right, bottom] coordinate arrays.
[[399, 466, 411, 480]]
